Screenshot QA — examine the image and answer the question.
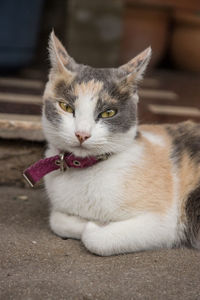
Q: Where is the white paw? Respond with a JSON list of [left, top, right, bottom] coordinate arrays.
[[81, 222, 103, 255], [83, 221, 100, 233], [81, 222, 112, 256], [50, 211, 87, 240]]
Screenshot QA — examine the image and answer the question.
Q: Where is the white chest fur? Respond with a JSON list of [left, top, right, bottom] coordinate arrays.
[[44, 143, 143, 223]]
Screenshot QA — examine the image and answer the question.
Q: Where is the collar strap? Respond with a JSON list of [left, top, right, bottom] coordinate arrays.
[[23, 152, 110, 187]]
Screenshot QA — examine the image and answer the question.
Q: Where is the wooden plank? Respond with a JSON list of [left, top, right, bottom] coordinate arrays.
[[142, 78, 160, 88], [0, 102, 41, 115], [148, 104, 200, 117], [0, 77, 44, 89], [124, 0, 200, 10], [0, 93, 42, 104], [0, 113, 44, 141], [139, 89, 178, 101], [0, 113, 41, 122]]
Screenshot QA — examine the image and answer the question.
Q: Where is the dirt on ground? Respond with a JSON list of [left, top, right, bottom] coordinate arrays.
[[0, 140, 44, 187], [0, 186, 200, 300]]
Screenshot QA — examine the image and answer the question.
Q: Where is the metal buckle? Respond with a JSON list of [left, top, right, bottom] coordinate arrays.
[[23, 172, 34, 187], [97, 153, 110, 161], [55, 152, 67, 172]]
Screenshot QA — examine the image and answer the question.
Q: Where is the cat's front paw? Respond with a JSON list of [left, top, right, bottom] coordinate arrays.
[[50, 211, 87, 240], [82, 222, 111, 256]]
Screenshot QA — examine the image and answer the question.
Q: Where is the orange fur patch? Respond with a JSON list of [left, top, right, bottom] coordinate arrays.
[[122, 123, 200, 225], [54, 74, 75, 92], [73, 80, 103, 98], [122, 125, 174, 215], [101, 91, 118, 104], [43, 74, 75, 101]]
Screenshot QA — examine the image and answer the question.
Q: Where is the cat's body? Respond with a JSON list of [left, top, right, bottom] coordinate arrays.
[[42, 32, 200, 255]]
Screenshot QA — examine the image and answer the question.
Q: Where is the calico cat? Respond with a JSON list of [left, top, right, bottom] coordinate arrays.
[[42, 31, 200, 256]]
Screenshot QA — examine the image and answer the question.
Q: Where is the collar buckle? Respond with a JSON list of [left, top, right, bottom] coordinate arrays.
[[55, 152, 68, 172], [97, 153, 110, 161]]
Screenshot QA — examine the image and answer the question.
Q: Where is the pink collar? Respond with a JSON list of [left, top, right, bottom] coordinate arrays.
[[23, 152, 110, 187]]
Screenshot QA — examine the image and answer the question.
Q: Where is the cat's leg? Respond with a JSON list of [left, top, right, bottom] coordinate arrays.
[[50, 211, 88, 239], [82, 213, 177, 256]]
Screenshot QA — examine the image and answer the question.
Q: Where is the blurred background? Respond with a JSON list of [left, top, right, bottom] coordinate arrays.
[[0, 0, 200, 186]]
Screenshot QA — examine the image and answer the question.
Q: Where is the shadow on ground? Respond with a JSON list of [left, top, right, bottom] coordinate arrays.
[[0, 186, 200, 300]]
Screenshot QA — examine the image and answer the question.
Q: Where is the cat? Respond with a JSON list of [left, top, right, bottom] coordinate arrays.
[[42, 31, 200, 256]]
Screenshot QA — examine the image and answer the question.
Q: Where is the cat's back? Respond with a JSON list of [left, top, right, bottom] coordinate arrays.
[[124, 121, 200, 214], [140, 120, 200, 164], [138, 121, 200, 248], [164, 121, 200, 208], [139, 120, 200, 192], [165, 121, 200, 162], [165, 121, 200, 248]]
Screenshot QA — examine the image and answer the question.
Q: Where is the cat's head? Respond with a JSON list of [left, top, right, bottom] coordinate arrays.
[[42, 31, 151, 157]]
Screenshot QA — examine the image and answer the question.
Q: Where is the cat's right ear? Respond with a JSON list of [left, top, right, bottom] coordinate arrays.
[[119, 47, 152, 84], [48, 30, 77, 74]]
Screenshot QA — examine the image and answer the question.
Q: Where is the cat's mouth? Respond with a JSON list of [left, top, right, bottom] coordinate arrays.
[[66, 142, 106, 158], [66, 143, 93, 157], [73, 144, 88, 150]]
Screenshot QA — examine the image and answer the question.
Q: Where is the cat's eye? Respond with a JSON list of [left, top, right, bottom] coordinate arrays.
[[59, 102, 74, 114], [100, 109, 117, 119]]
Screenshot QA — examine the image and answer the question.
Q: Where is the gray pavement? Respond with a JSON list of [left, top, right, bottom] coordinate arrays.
[[0, 186, 200, 300]]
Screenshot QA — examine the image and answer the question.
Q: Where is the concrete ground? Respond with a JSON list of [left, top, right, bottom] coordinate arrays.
[[1, 186, 200, 300]]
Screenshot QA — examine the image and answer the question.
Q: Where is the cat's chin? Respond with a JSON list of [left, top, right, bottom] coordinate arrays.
[[67, 146, 103, 158]]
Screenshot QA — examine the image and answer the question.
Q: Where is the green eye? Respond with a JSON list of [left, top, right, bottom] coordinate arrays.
[[100, 109, 117, 119], [59, 102, 74, 114]]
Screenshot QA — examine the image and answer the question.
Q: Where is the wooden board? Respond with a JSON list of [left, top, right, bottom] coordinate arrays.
[[0, 77, 44, 141], [0, 113, 44, 141], [124, 0, 200, 10]]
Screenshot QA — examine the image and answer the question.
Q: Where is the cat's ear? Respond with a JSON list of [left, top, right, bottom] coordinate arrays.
[[119, 47, 152, 84], [48, 30, 77, 74]]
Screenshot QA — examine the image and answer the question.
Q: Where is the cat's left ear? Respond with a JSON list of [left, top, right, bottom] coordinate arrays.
[[119, 47, 152, 83], [48, 30, 77, 74]]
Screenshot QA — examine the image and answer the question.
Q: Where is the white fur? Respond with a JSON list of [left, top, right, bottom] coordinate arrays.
[[50, 211, 87, 239], [81, 165, 181, 256], [74, 88, 97, 135], [141, 131, 165, 147], [82, 209, 178, 256], [45, 141, 143, 224], [48, 157, 180, 256]]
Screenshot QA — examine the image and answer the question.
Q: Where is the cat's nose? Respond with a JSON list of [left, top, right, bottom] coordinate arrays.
[[75, 131, 91, 144]]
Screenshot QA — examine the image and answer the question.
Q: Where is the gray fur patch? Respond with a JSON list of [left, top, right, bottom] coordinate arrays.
[[166, 122, 200, 165], [95, 97, 137, 133], [63, 55, 78, 72], [74, 65, 131, 97], [185, 185, 200, 249], [44, 99, 61, 126], [54, 80, 76, 106], [135, 57, 147, 72], [56, 65, 133, 103], [75, 65, 114, 85]]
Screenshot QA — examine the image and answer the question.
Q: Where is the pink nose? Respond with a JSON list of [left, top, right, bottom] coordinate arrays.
[[75, 131, 91, 144]]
